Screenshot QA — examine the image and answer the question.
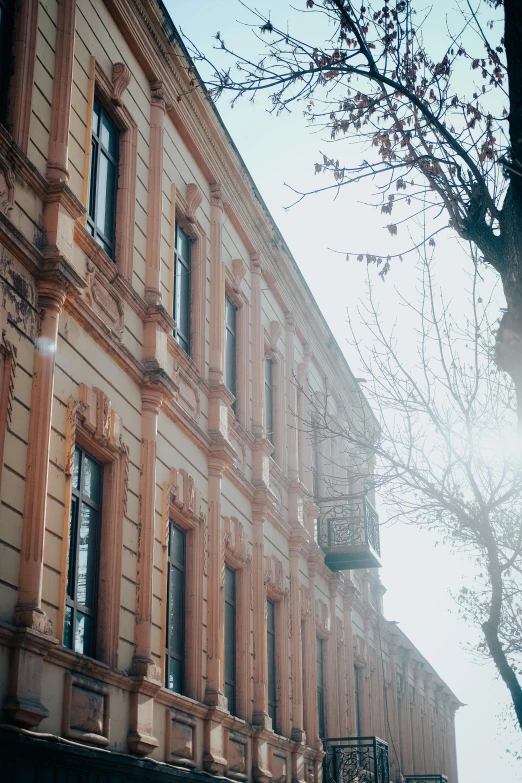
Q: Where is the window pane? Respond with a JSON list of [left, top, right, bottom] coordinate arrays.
[[66, 497, 78, 600], [101, 112, 118, 159], [73, 448, 81, 491], [75, 611, 95, 657], [167, 563, 184, 658], [265, 360, 273, 443], [225, 328, 236, 396], [82, 454, 101, 504], [225, 297, 236, 331], [76, 503, 98, 609], [63, 605, 73, 649], [95, 152, 117, 246], [224, 565, 236, 602], [167, 656, 183, 694], [169, 524, 185, 566], [92, 99, 101, 137], [178, 258, 191, 342]]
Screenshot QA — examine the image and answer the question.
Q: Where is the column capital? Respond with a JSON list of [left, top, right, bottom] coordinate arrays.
[[210, 182, 223, 208], [150, 79, 167, 111], [140, 385, 164, 414], [250, 250, 262, 271]]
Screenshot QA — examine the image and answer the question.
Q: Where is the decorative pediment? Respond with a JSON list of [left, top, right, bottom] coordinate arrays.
[[353, 634, 367, 666], [76, 384, 125, 451], [315, 598, 330, 635], [223, 515, 249, 566], [111, 62, 131, 106], [299, 585, 312, 618], [231, 258, 246, 292], [0, 160, 15, 215], [269, 320, 282, 348], [1, 318, 17, 425], [186, 183, 202, 222], [264, 554, 287, 597], [163, 467, 204, 524], [84, 261, 124, 340], [65, 389, 129, 510]]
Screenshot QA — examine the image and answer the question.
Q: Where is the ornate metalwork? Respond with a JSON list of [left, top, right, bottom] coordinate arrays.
[[404, 777, 448, 783], [323, 736, 389, 783], [317, 497, 381, 570]]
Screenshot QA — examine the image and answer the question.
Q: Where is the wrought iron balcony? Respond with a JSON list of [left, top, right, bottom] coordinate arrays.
[[404, 777, 448, 783], [317, 497, 381, 571], [323, 736, 389, 783]]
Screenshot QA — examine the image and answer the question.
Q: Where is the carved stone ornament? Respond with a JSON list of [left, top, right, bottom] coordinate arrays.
[[264, 554, 287, 597], [0, 160, 15, 215], [315, 598, 330, 635], [111, 62, 131, 106], [185, 183, 202, 223], [163, 467, 205, 529], [353, 634, 367, 666], [269, 320, 282, 347], [231, 258, 246, 291], [84, 260, 124, 339], [299, 585, 312, 618], [65, 387, 129, 507], [150, 79, 166, 108], [223, 516, 249, 566], [1, 324, 17, 425]]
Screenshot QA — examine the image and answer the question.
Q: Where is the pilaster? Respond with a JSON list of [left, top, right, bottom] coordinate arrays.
[[252, 510, 270, 728], [251, 252, 264, 437], [289, 527, 307, 746], [47, 0, 76, 182], [128, 383, 164, 756], [285, 315, 299, 482], [326, 577, 341, 738], [144, 79, 166, 306], [209, 183, 224, 385]]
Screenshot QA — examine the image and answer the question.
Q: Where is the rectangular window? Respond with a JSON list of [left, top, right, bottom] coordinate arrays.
[[224, 564, 237, 715], [88, 98, 119, 259], [165, 521, 186, 693], [265, 358, 274, 445], [316, 637, 326, 739], [311, 427, 320, 499], [0, 0, 13, 125], [267, 598, 277, 729], [64, 447, 102, 658], [173, 223, 191, 354], [225, 297, 237, 411], [354, 664, 361, 736]]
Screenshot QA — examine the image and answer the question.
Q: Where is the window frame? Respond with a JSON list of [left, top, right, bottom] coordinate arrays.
[[87, 97, 119, 259], [224, 295, 237, 412], [173, 221, 192, 355], [264, 357, 274, 446], [165, 520, 187, 694], [316, 636, 326, 740], [223, 563, 237, 716], [64, 446, 103, 658], [58, 390, 128, 668], [267, 597, 277, 728]]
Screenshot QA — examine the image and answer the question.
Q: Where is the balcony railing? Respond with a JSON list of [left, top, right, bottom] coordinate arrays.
[[404, 777, 448, 783], [323, 736, 389, 783], [317, 497, 381, 571]]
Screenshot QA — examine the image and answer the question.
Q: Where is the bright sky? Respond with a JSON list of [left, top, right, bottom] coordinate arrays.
[[166, 2, 521, 780]]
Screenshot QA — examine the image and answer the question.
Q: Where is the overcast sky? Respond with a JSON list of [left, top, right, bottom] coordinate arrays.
[[166, 2, 521, 780]]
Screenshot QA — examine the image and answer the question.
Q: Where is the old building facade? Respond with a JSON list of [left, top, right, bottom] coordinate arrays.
[[0, 2, 460, 782]]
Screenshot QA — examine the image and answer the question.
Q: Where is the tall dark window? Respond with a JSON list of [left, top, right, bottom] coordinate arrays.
[[311, 426, 320, 499], [173, 223, 191, 354], [265, 358, 274, 445], [224, 297, 237, 411], [64, 447, 102, 658], [224, 565, 237, 715], [88, 99, 119, 258], [267, 598, 277, 729], [165, 522, 186, 693], [316, 637, 326, 739], [0, 0, 13, 126], [354, 664, 361, 736]]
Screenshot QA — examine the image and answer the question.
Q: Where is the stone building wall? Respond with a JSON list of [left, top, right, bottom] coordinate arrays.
[[0, 2, 460, 782]]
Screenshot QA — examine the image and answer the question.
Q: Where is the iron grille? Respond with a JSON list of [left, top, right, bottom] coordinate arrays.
[[323, 736, 389, 783], [317, 498, 380, 556], [404, 777, 448, 783]]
